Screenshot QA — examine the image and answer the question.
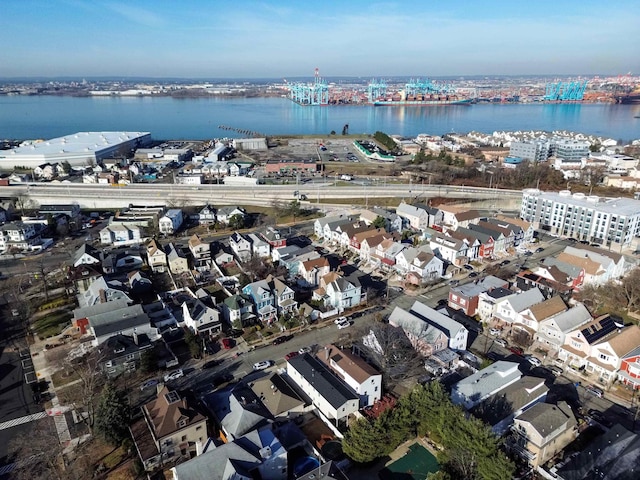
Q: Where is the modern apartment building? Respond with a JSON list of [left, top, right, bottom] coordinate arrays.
[[509, 140, 550, 162], [520, 189, 640, 246]]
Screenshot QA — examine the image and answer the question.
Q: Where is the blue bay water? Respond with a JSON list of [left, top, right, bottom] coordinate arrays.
[[0, 95, 639, 141]]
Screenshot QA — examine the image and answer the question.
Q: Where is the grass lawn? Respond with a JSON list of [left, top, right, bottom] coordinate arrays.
[[50, 368, 80, 388], [32, 311, 72, 339], [380, 443, 439, 480]]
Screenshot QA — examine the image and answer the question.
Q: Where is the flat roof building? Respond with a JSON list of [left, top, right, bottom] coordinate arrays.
[[520, 189, 640, 246], [0, 131, 151, 168]]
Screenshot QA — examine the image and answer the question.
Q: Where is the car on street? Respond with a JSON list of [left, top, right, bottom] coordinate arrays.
[[272, 335, 293, 345], [253, 360, 273, 371], [508, 346, 524, 356], [285, 351, 300, 361], [549, 366, 564, 377], [494, 338, 508, 347], [524, 251, 533, 256], [588, 409, 613, 428], [334, 316, 348, 324], [586, 385, 604, 398], [489, 328, 501, 336], [535, 247, 545, 253], [221, 338, 234, 349], [525, 355, 542, 367], [449, 279, 459, 286], [468, 272, 479, 278], [202, 359, 222, 369], [164, 369, 184, 382], [298, 346, 312, 355], [337, 320, 352, 330], [463, 264, 474, 271], [140, 379, 159, 391], [500, 260, 511, 266]]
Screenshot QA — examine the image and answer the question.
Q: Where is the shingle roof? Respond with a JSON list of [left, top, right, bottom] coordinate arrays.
[[550, 303, 593, 332], [287, 354, 358, 409], [144, 386, 206, 439], [515, 400, 576, 439], [603, 325, 640, 357], [317, 345, 381, 384], [409, 301, 467, 340], [528, 296, 567, 321]]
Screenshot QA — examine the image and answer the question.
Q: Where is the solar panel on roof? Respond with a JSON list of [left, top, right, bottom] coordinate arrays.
[[581, 316, 617, 343]]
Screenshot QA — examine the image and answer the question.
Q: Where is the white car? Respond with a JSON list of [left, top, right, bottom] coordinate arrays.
[[525, 355, 542, 367], [334, 316, 348, 324], [494, 338, 508, 348], [164, 369, 184, 382], [253, 361, 273, 371], [298, 346, 312, 355], [489, 328, 500, 336], [337, 320, 351, 330]]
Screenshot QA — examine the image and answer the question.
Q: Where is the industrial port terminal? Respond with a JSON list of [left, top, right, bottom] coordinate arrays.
[[286, 69, 635, 106]]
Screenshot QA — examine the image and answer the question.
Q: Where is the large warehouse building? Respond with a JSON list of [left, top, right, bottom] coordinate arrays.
[[520, 188, 640, 247], [0, 131, 152, 169]]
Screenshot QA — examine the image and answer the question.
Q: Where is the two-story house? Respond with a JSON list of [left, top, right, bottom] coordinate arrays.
[[130, 386, 207, 471], [389, 306, 450, 357], [270, 276, 298, 316], [194, 204, 216, 225], [448, 276, 509, 317], [584, 324, 640, 384], [229, 232, 252, 262], [314, 271, 362, 311], [146, 239, 168, 273], [98, 332, 153, 377], [396, 202, 429, 230], [317, 344, 382, 408], [451, 361, 522, 410], [260, 226, 286, 249], [536, 303, 593, 351], [159, 209, 184, 235], [493, 288, 546, 328], [216, 206, 246, 225], [243, 279, 277, 323], [247, 233, 270, 258], [619, 346, 640, 390], [181, 297, 222, 336], [188, 234, 211, 270], [510, 401, 578, 468], [166, 243, 189, 274], [409, 300, 469, 350], [429, 232, 469, 265], [221, 293, 256, 328], [298, 256, 331, 287]]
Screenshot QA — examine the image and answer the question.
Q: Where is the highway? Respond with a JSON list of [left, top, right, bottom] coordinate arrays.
[[7, 182, 523, 209]]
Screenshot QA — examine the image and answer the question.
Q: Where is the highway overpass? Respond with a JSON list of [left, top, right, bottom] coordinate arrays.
[[2, 182, 523, 210]]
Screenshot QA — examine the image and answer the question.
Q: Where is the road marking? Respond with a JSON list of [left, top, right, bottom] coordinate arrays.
[[0, 411, 48, 431]]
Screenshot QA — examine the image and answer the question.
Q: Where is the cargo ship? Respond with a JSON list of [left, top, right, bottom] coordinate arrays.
[[373, 97, 473, 106], [616, 87, 640, 104]]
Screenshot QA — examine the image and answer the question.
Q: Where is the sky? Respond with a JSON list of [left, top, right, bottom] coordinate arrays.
[[1, 0, 639, 78]]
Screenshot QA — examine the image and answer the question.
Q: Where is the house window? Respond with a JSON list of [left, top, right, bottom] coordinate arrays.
[[599, 354, 609, 361], [181, 435, 187, 442], [196, 426, 202, 431]]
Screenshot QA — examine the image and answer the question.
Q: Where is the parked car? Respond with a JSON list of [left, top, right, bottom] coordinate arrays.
[[588, 409, 613, 428], [221, 338, 234, 349], [202, 359, 222, 369], [586, 385, 604, 398], [535, 247, 545, 253], [334, 316, 348, 324], [272, 335, 292, 345], [164, 369, 184, 382], [140, 379, 159, 391], [463, 264, 474, 271], [486, 352, 501, 361], [500, 260, 511, 266], [523, 251, 533, 257], [298, 346, 312, 355], [337, 320, 351, 330], [525, 355, 542, 367], [468, 272, 479, 278], [494, 338, 508, 348], [549, 366, 564, 377], [508, 346, 524, 356], [285, 351, 299, 361], [253, 360, 273, 371], [489, 328, 501, 336]]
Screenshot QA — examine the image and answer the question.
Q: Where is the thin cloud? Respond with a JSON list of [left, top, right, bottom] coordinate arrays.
[[104, 2, 166, 28]]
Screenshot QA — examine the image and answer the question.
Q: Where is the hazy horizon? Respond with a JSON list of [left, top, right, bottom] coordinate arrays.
[[2, 0, 639, 78]]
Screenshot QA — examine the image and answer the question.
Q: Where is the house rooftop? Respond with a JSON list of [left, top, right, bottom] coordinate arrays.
[[317, 344, 381, 384], [515, 400, 576, 439]]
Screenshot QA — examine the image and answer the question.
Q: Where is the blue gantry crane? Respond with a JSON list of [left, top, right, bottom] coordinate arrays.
[[288, 68, 329, 106], [543, 80, 588, 101]]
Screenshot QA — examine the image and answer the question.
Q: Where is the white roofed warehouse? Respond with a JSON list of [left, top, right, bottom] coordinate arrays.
[[0, 131, 151, 168]]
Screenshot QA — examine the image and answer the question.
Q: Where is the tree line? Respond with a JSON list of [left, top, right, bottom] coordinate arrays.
[[342, 382, 515, 480]]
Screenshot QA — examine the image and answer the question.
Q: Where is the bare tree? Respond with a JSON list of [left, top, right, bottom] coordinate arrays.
[[8, 417, 66, 480], [14, 193, 36, 217], [356, 323, 425, 385], [57, 350, 105, 433]]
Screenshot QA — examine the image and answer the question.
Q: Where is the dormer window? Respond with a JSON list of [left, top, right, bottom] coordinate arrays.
[[114, 347, 125, 354], [177, 419, 187, 428]]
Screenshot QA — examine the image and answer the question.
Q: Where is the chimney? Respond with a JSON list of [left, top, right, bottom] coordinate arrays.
[[133, 327, 139, 346], [325, 346, 330, 360], [98, 289, 107, 304]]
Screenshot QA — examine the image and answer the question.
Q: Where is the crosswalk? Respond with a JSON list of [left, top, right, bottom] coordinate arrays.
[[0, 411, 48, 431]]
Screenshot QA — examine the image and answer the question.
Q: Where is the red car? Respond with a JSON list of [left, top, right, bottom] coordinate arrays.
[[509, 346, 524, 356], [221, 338, 234, 350], [285, 351, 299, 361]]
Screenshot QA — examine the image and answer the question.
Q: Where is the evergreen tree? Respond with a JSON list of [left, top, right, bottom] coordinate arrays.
[[371, 215, 386, 229], [95, 384, 131, 446]]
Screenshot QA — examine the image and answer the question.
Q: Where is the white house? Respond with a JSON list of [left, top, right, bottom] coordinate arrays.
[[181, 297, 222, 336], [396, 202, 429, 230], [317, 344, 382, 408], [99, 224, 143, 246], [229, 232, 252, 262], [409, 300, 469, 350], [159, 209, 183, 235], [451, 361, 522, 410], [536, 303, 593, 351], [248, 233, 270, 258], [286, 354, 359, 425], [429, 232, 469, 264]]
